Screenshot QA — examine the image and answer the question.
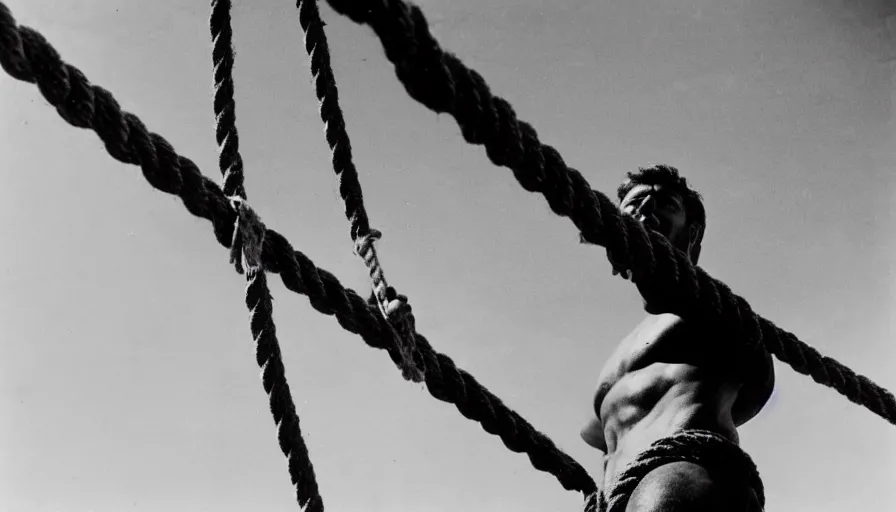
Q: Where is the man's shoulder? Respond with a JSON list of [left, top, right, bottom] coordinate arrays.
[[633, 312, 687, 336], [637, 311, 727, 340]]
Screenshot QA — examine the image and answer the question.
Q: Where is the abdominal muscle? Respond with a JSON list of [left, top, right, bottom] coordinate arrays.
[[598, 362, 740, 487]]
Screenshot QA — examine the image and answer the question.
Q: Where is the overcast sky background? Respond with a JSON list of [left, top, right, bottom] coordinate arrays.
[[2, 0, 895, 511]]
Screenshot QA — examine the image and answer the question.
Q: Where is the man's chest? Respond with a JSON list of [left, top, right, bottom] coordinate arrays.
[[593, 314, 716, 411]]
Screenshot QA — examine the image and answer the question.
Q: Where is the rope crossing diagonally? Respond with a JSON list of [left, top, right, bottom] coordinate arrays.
[[0, 0, 597, 503], [322, 0, 896, 426], [3, 0, 895, 511]]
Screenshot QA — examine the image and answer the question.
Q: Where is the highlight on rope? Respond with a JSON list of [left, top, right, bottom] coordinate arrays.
[[1, 1, 893, 510]]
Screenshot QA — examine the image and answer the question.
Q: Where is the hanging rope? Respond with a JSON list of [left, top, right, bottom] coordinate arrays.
[[210, 1, 323, 510], [210, 0, 246, 200], [322, 0, 896, 426], [0, 2, 596, 498], [230, 198, 324, 511], [296, 0, 424, 383]]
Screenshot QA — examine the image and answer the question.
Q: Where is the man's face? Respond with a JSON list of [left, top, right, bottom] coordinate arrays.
[[620, 183, 690, 251]]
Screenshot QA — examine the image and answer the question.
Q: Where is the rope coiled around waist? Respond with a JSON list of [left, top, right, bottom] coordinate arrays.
[[599, 429, 764, 512]]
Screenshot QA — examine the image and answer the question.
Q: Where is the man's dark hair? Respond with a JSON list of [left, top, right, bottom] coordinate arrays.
[[616, 164, 707, 259]]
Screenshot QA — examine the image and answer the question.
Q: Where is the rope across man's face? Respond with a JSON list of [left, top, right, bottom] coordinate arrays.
[[620, 183, 690, 250], [616, 183, 696, 279]]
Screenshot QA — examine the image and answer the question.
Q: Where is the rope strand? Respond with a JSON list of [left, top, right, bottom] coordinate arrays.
[[296, 0, 424, 383], [210, 1, 322, 509], [0, 3, 596, 497], [321, 0, 896, 426], [209, 0, 246, 199]]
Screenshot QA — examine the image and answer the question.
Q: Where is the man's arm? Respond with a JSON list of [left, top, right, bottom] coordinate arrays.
[[732, 344, 776, 426]]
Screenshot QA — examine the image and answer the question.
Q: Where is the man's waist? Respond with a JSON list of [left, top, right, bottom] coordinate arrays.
[[604, 420, 739, 488]]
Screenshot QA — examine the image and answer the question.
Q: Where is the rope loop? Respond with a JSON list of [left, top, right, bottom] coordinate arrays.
[[353, 228, 424, 382], [383, 289, 412, 324], [353, 227, 382, 257], [369, 284, 425, 383], [229, 196, 266, 275]]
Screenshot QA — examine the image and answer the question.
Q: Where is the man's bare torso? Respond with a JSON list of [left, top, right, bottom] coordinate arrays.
[[582, 312, 775, 488]]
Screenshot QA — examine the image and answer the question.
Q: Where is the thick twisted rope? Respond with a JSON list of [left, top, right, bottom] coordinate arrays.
[[295, 0, 423, 382], [209, 0, 246, 199], [322, 0, 896, 426], [210, 1, 322, 510], [0, 3, 596, 497], [601, 430, 765, 512], [230, 199, 324, 512]]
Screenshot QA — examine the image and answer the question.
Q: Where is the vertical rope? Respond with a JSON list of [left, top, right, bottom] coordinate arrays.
[[295, 0, 424, 383], [209, 0, 245, 200], [210, 2, 323, 509]]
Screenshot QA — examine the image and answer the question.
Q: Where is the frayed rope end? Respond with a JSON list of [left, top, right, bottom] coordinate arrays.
[[229, 196, 267, 275]]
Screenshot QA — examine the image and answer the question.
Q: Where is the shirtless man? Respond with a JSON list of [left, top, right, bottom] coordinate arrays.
[[580, 165, 776, 511]]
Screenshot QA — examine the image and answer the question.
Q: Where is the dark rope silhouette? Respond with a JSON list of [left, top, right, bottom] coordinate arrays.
[[321, 0, 896, 426], [0, 2, 596, 497], [295, 0, 424, 382], [209, 0, 245, 199], [230, 198, 325, 512], [210, 1, 322, 510], [601, 430, 765, 512]]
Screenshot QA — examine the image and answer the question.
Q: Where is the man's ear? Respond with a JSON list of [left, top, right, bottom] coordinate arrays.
[[687, 224, 703, 264]]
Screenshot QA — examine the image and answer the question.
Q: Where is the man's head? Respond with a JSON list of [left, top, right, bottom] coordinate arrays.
[[616, 164, 706, 264]]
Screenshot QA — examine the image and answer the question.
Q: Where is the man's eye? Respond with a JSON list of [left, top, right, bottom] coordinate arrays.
[[656, 196, 676, 207]]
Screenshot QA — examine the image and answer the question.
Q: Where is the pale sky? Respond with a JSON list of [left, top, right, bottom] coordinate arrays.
[[1, 1, 895, 511]]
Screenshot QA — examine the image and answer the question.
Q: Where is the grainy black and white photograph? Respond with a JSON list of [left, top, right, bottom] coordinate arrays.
[[1, 1, 894, 511]]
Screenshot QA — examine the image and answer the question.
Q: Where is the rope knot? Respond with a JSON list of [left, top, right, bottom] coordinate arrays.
[[383, 290, 412, 323], [353, 228, 382, 257], [356, 228, 425, 383], [229, 196, 267, 275], [370, 285, 425, 383]]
